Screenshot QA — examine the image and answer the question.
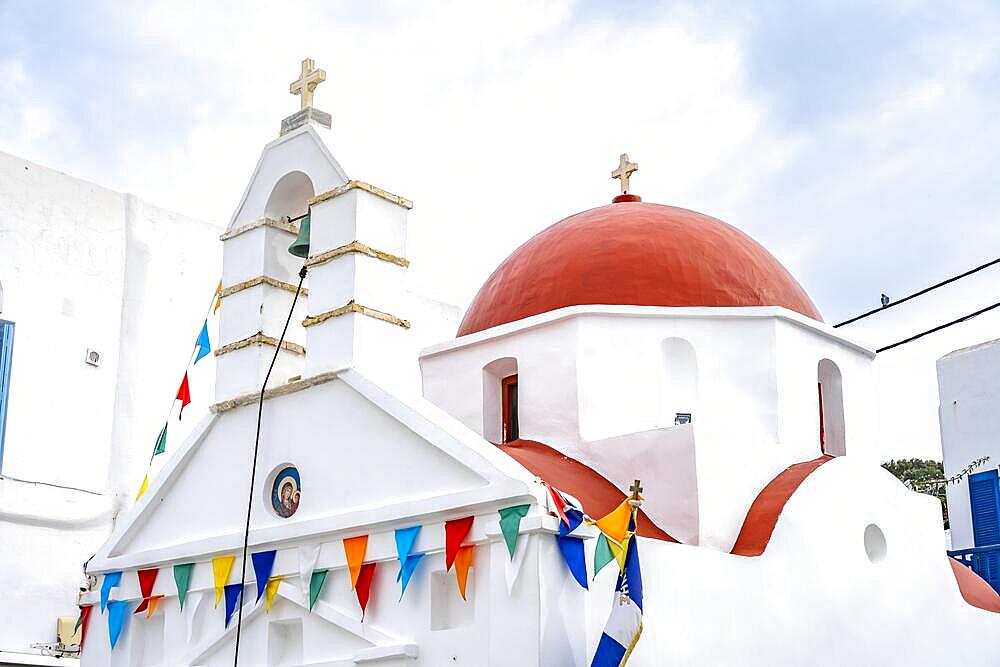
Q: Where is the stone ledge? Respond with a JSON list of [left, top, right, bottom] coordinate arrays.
[[214, 332, 306, 357], [219, 217, 299, 241], [302, 300, 410, 329], [211, 368, 343, 414], [305, 240, 409, 269], [309, 180, 413, 210], [219, 275, 309, 299]]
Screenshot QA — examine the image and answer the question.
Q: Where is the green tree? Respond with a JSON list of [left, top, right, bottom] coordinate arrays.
[[882, 458, 948, 528]]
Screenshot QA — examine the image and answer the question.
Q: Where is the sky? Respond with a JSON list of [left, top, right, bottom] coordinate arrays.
[[3, 0, 1000, 460]]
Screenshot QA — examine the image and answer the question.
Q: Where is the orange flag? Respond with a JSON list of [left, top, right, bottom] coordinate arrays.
[[343, 535, 368, 590], [213, 279, 223, 314], [176, 372, 191, 420], [454, 545, 475, 600], [145, 595, 165, 618]]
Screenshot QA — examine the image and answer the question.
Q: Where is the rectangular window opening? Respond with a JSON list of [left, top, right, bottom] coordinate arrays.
[[501, 374, 518, 443]]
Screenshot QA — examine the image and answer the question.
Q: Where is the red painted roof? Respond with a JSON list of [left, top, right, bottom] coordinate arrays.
[[498, 439, 676, 542], [458, 200, 822, 336], [731, 455, 833, 557]]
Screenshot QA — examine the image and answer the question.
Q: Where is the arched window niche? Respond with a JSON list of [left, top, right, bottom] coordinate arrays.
[[818, 359, 846, 456], [483, 357, 518, 444], [660, 337, 698, 428], [265, 171, 315, 222]]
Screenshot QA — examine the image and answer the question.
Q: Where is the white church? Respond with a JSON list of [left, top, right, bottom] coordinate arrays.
[[75, 60, 1000, 666]]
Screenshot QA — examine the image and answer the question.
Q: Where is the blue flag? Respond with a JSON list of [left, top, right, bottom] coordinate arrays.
[[557, 535, 588, 589], [394, 526, 422, 579], [100, 571, 122, 613], [251, 550, 277, 603], [224, 583, 243, 627], [194, 320, 211, 364], [398, 551, 426, 600], [591, 515, 643, 666], [107, 600, 129, 649]]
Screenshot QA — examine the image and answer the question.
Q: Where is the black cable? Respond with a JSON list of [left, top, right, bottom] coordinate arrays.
[[834, 256, 1000, 328], [233, 264, 307, 666], [876, 298, 1000, 353]]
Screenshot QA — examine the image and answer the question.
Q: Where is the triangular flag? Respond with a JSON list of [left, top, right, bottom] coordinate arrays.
[[610, 533, 631, 571], [212, 556, 235, 608], [498, 504, 530, 559], [133, 568, 159, 614], [343, 535, 368, 590], [107, 600, 129, 649], [152, 423, 167, 456], [214, 279, 222, 314], [100, 571, 122, 612], [593, 533, 615, 578], [145, 595, 165, 618], [454, 545, 475, 600], [184, 591, 205, 644], [356, 562, 377, 619], [223, 583, 242, 627], [398, 552, 425, 601], [194, 320, 211, 364], [173, 563, 194, 610], [251, 550, 277, 603], [394, 526, 421, 577], [176, 372, 191, 420], [594, 498, 632, 548], [309, 570, 328, 611], [298, 544, 320, 599], [77, 605, 93, 652], [445, 516, 474, 571], [545, 483, 571, 527], [265, 577, 283, 613], [135, 475, 149, 500], [505, 533, 529, 594], [557, 535, 588, 589]]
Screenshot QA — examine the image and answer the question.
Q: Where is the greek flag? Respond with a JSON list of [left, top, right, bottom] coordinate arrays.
[[591, 515, 643, 666]]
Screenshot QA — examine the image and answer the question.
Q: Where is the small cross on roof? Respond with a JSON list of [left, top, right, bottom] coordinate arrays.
[[612, 153, 638, 194], [290, 58, 327, 110]]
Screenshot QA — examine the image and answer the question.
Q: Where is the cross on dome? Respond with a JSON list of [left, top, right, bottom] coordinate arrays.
[[611, 153, 638, 194], [289, 58, 327, 110]]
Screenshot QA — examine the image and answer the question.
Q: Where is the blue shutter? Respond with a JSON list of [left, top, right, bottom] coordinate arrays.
[[0, 320, 12, 470], [969, 469, 1000, 547]]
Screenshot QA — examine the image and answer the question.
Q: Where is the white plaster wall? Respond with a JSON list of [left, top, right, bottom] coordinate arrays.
[[0, 150, 221, 651], [937, 340, 1000, 551]]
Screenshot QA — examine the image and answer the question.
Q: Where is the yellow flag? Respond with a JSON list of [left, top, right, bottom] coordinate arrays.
[[265, 576, 283, 613], [343, 535, 368, 590], [136, 475, 149, 500], [608, 533, 634, 571], [595, 499, 632, 548], [212, 556, 236, 608]]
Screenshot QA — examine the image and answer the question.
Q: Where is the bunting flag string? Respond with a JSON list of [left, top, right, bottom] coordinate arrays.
[[355, 562, 377, 619], [343, 535, 368, 590], [498, 504, 529, 559], [175, 372, 191, 420], [309, 570, 329, 611], [445, 516, 474, 571], [133, 568, 159, 614], [251, 550, 277, 603], [107, 600, 129, 649], [223, 583, 243, 627], [152, 424, 168, 457], [265, 577, 283, 613], [77, 605, 93, 652], [194, 320, 212, 364], [212, 556, 235, 608], [100, 571, 122, 613], [454, 545, 475, 600], [173, 563, 194, 610]]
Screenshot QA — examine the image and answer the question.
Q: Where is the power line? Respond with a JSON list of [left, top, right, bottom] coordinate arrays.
[[876, 298, 1000, 353], [834, 256, 1000, 328]]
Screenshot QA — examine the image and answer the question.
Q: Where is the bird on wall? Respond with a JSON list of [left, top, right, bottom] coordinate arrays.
[[881, 293, 890, 307]]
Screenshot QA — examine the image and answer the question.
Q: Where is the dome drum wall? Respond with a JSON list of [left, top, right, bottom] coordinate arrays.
[[457, 202, 822, 338]]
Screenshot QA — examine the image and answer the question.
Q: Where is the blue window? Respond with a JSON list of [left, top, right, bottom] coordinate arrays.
[[0, 319, 12, 470], [969, 469, 1000, 547]]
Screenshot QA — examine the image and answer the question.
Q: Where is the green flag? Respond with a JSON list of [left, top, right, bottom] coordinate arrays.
[[309, 570, 329, 611], [498, 504, 530, 559], [593, 533, 615, 578], [153, 424, 168, 456], [174, 562, 194, 610]]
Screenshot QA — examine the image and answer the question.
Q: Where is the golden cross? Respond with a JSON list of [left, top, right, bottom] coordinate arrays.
[[290, 58, 327, 110], [611, 153, 638, 194], [629, 479, 643, 500]]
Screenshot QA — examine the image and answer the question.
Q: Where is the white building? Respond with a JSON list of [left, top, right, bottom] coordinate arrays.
[[937, 339, 1000, 593], [78, 65, 1000, 666], [0, 150, 221, 663]]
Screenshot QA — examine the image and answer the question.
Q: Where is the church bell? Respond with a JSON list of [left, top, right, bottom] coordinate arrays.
[[287, 212, 311, 258]]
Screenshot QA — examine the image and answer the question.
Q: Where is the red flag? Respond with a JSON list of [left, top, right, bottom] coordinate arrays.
[[133, 568, 159, 614], [78, 605, 93, 652], [355, 562, 377, 620], [545, 483, 571, 527], [176, 372, 191, 420], [445, 516, 474, 571]]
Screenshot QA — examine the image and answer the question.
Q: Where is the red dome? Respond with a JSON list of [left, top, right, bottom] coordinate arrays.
[[457, 201, 821, 337]]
